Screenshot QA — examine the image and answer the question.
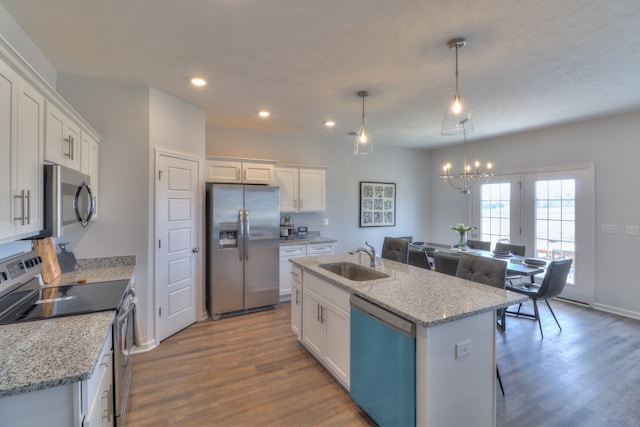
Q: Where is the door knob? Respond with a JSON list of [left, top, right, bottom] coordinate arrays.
[[192, 247, 200, 253]]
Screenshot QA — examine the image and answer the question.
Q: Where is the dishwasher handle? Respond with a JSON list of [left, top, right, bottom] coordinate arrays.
[[350, 295, 416, 338]]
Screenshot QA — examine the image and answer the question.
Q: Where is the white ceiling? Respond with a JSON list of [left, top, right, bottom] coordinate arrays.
[[3, 0, 640, 149]]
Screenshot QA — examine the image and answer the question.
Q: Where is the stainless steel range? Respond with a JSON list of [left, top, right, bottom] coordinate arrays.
[[0, 250, 135, 426]]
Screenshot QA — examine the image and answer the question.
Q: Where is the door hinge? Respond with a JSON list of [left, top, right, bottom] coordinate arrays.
[[159, 307, 162, 317], [158, 239, 161, 249], [158, 170, 163, 180]]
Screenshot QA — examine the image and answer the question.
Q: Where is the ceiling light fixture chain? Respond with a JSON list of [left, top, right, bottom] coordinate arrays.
[[354, 90, 372, 156]]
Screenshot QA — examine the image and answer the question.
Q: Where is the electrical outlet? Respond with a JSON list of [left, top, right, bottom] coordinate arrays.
[[455, 340, 472, 359], [322, 218, 329, 226], [626, 225, 639, 236]]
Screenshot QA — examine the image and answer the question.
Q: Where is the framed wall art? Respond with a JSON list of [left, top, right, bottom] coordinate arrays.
[[359, 181, 396, 227]]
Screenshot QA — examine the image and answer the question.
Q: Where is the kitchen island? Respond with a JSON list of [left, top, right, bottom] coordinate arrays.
[[290, 252, 527, 427]]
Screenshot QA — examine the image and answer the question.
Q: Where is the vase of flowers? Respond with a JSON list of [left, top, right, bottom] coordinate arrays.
[[449, 223, 476, 250]]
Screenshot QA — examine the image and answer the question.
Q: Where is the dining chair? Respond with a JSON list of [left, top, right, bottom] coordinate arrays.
[[494, 242, 525, 256], [495, 242, 527, 285], [433, 252, 460, 276], [466, 239, 491, 250], [506, 259, 573, 338], [381, 237, 409, 263], [455, 253, 508, 330], [408, 249, 431, 270]]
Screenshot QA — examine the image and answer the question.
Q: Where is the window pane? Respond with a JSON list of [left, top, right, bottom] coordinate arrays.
[[479, 182, 511, 245]]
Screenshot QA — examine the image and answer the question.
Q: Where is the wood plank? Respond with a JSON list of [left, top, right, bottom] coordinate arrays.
[[127, 300, 640, 427], [32, 238, 60, 283]]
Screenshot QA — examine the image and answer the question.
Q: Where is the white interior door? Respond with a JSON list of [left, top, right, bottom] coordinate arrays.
[[156, 152, 200, 341]]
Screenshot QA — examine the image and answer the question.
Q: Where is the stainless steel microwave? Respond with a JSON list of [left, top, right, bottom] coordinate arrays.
[[40, 164, 95, 237]]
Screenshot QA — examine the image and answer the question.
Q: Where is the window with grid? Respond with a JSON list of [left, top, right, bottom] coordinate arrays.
[[534, 179, 576, 284], [480, 182, 511, 246]]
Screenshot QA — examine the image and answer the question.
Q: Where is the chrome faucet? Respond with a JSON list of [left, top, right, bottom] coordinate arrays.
[[349, 241, 377, 267]]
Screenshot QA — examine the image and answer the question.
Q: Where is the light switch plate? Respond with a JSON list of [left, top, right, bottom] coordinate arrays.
[[626, 225, 639, 236], [601, 224, 618, 234]]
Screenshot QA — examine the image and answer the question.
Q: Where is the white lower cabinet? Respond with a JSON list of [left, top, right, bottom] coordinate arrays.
[[280, 242, 335, 299], [82, 334, 114, 427], [301, 273, 350, 388], [290, 266, 303, 340], [0, 328, 114, 427], [279, 245, 306, 299]]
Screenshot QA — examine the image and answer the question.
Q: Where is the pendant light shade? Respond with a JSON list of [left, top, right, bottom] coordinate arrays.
[[354, 90, 372, 156], [441, 38, 473, 135]]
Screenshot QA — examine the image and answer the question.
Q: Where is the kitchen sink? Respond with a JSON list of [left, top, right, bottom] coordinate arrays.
[[319, 262, 390, 281]]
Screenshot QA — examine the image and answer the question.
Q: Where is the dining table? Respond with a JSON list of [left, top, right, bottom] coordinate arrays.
[[420, 242, 547, 281]]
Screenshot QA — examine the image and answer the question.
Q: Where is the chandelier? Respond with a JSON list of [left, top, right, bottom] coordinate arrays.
[[439, 37, 493, 194], [440, 123, 493, 194]]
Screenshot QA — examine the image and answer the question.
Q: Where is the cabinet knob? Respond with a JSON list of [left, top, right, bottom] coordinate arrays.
[[192, 247, 200, 253]]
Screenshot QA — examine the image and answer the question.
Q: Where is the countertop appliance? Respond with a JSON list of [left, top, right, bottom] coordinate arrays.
[[206, 183, 280, 319], [32, 164, 95, 238], [350, 294, 416, 426], [0, 250, 134, 426]]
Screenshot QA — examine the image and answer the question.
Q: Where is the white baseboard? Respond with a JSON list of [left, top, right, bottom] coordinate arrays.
[[132, 339, 157, 354], [592, 303, 640, 320]]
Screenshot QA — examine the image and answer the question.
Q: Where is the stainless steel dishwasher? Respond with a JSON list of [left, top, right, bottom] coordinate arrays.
[[350, 295, 416, 426]]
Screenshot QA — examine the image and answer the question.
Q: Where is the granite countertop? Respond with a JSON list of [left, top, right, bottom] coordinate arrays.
[[45, 255, 136, 287], [0, 311, 115, 397], [290, 253, 528, 328], [280, 236, 337, 246], [0, 255, 136, 398]]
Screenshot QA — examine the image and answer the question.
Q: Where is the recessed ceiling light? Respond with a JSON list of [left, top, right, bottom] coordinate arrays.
[[324, 120, 336, 127], [258, 111, 270, 118], [190, 77, 207, 87]]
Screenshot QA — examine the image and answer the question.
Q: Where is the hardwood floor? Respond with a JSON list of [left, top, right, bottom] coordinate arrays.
[[127, 300, 640, 427]]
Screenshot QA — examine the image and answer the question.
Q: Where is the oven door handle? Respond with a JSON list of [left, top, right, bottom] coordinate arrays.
[[118, 303, 135, 323]]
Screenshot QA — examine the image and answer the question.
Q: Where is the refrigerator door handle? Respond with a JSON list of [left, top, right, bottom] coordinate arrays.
[[238, 209, 244, 261], [245, 209, 250, 260]]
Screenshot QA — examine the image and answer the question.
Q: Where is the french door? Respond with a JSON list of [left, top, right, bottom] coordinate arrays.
[[473, 166, 595, 305]]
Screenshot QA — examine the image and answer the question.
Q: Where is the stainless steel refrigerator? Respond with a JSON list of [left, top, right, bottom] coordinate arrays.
[[206, 183, 280, 319]]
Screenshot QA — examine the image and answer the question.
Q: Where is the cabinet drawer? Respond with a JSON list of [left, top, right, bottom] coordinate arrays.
[[307, 243, 335, 255], [280, 245, 306, 258], [290, 265, 303, 284]]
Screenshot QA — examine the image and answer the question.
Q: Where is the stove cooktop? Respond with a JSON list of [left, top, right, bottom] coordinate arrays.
[[0, 279, 130, 325]]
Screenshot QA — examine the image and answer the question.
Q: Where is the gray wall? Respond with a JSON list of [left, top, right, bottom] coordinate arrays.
[[56, 76, 206, 347]]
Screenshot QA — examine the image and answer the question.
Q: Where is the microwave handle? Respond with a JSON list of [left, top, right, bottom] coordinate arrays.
[[74, 182, 95, 227]]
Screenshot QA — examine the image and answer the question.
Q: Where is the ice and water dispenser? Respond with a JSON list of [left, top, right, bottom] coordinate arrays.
[[218, 222, 238, 248]]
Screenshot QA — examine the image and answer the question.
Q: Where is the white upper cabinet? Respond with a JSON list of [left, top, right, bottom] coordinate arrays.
[[15, 78, 44, 237], [80, 131, 99, 219], [206, 158, 275, 184], [275, 165, 325, 212], [0, 36, 101, 243], [0, 61, 44, 242], [45, 100, 81, 170], [0, 60, 17, 240]]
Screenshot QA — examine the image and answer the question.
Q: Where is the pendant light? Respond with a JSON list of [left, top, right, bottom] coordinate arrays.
[[441, 38, 473, 135], [354, 90, 372, 156]]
